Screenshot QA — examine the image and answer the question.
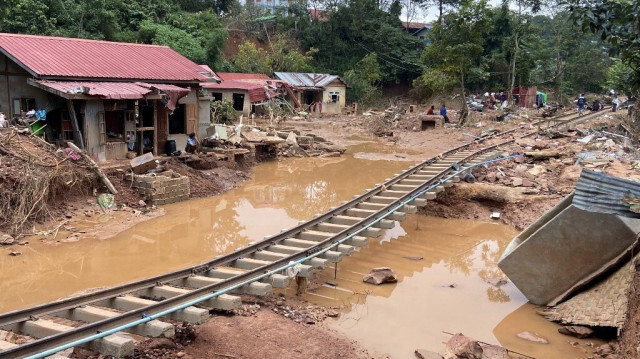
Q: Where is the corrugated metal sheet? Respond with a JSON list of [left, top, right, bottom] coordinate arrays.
[[573, 169, 640, 218], [274, 72, 346, 89], [35, 80, 153, 99], [33, 80, 189, 101], [0, 33, 208, 82]]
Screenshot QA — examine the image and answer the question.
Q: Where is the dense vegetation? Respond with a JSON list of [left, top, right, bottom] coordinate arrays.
[[0, 0, 635, 105]]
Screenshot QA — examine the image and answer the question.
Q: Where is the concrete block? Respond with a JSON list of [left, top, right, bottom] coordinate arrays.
[[282, 238, 316, 248], [233, 258, 271, 270], [305, 257, 329, 269], [314, 222, 380, 238], [12, 320, 134, 358], [335, 244, 355, 255], [136, 285, 241, 311], [356, 202, 386, 210], [56, 306, 174, 338], [298, 230, 331, 241], [262, 273, 291, 288], [253, 250, 288, 261], [97, 295, 209, 325], [184, 276, 271, 296]]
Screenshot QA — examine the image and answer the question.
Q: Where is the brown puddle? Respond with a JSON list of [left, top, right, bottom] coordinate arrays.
[[294, 216, 603, 358], [0, 155, 409, 313]]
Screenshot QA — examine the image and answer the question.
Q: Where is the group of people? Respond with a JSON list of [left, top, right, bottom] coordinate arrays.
[[426, 104, 450, 123], [576, 91, 621, 116]]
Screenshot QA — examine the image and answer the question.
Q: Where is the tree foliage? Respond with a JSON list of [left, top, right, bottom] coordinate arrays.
[[421, 0, 490, 121], [564, 0, 640, 90], [0, 0, 227, 69], [344, 53, 382, 105]]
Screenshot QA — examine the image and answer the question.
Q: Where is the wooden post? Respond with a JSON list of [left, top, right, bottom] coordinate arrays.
[[153, 101, 158, 156], [66, 99, 85, 150], [67, 142, 118, 195]]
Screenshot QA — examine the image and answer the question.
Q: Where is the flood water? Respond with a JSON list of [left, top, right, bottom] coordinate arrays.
[[0, 149, 409, 313], [296, 217, 603, 358], [0, 138, 601, 358]]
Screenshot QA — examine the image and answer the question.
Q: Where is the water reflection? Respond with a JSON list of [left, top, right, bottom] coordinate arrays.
[[300, 216, 600, 359], [0, 156, 409, 313]]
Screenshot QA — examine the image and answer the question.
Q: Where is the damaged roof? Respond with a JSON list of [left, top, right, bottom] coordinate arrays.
[[30, 80, 190, 101], [273, 72, 347, 90], [201, 80, 277, 103], [0, 33, 213, 82], [574, 169, 640, 218]]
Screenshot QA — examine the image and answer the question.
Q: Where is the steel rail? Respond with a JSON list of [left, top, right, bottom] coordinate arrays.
[[0, 108, 606, 357]]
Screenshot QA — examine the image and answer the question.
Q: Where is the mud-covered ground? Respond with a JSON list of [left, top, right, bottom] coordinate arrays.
[[7, 106, 640, 359]]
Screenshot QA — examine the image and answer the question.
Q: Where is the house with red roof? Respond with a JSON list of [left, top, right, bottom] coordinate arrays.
[[0, 33, 219, 160]]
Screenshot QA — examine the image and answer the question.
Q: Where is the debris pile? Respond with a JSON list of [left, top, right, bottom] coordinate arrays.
[[0, 128, 97, 237], [198, 123, 344, 160], [415, 333, 511, 359]]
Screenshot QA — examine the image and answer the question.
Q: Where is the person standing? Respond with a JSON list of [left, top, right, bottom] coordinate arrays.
[[612, 95, 620, 112], [427, 105, 435, 115], [440, 104, 450, 123], [577, 93, 587, 116]]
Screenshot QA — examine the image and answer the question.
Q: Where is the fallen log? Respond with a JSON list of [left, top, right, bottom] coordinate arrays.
[[524, 151, 561, 161], [67, 142, 118, 195]]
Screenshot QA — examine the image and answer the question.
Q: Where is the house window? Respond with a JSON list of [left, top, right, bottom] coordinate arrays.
[[211, 92, 223, 102], [329, 91, 340, 103], [12, 97, 36, 116], [232, 93, 245, 111]]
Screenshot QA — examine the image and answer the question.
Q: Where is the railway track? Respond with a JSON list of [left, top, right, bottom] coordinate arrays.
[[0, 108, 605, 358]]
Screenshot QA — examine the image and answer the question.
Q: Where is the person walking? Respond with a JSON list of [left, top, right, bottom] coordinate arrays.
[[440, 104, 450, 123], [577, 93, 587, 116]]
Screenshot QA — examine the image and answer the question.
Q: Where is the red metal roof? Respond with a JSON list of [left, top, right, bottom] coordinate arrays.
[[202, 80, 275, 103], [32, 80, 189, 100], [216, 73, 272, 81], [0, 33, 210, 82]]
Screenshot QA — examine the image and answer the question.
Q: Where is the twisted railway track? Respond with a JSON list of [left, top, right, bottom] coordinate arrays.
[[0, 108, 605, 358]]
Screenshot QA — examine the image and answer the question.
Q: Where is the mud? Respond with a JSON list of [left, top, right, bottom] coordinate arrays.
[[285, 215, 602, 358]]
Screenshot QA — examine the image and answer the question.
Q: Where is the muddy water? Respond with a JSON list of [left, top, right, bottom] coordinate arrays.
[[298, 216, 603, 359], [0, 137, 604, 359], [0, 154, 409, 313]]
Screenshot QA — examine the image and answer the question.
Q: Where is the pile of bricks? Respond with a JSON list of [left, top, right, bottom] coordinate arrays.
[[130, 171, 190, 205]]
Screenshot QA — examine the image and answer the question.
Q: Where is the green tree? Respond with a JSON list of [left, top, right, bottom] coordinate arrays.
[[233, 40, 271, 74], [606, 58, 634, 96], [421, 0, 491, 124], [564, 0, 640, 90], [268, 35, 317, 73], [138, 20, 207, 63], [1, 0, 56, 34], [344, 53, 381, 105]]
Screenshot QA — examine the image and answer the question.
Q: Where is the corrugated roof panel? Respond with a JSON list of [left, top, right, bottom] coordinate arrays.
[[573, 169, 640, 218], [273, 72, 345, 89], [34, 80, 152, 99], [0, 33, 208, 82], [33, 80, 190, 100]]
